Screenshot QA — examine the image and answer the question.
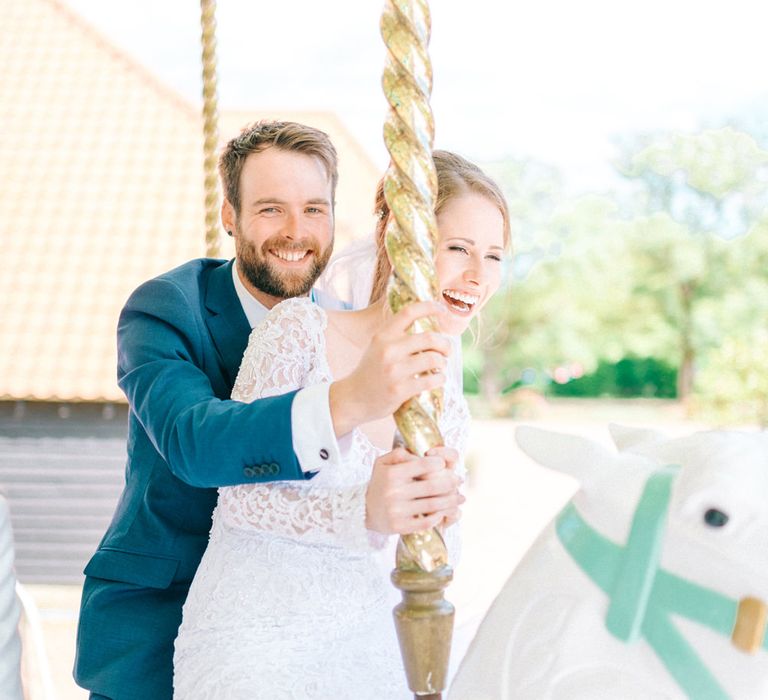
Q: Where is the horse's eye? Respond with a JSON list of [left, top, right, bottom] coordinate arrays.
[[704, 508, 729, 528]]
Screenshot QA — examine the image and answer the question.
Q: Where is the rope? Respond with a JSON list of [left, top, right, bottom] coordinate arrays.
[[199, 0, 221, 258]]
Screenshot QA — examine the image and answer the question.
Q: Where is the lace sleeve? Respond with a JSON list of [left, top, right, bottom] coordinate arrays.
[[439, 371, 471, 566], [230, 298, 322, 403], [219, 480, 376, 550], [219, 298, 379, 551]]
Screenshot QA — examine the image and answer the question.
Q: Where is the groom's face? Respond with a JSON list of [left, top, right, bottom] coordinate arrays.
[[226, 147, 334, 308]]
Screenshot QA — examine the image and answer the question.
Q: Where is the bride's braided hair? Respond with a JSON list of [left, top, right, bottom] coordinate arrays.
[[369, 150, 511, 304]]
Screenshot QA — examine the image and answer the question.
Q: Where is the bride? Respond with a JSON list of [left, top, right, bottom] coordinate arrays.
[[173, 151, 511, 699]]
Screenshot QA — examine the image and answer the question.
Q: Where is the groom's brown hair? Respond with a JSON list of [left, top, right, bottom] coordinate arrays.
[[219, 120, 338, 216]]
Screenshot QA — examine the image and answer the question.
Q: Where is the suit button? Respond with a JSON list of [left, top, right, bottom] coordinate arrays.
[[319, 448, 329, 460], [269, 463, 279, 475], [243, 466, 255, 477]]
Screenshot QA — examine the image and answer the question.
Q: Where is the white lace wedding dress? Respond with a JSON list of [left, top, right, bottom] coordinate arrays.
[[173, 298, 469, 700]]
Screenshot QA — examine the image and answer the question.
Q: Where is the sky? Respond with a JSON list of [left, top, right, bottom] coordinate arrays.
[[66, 0, 768, 191]]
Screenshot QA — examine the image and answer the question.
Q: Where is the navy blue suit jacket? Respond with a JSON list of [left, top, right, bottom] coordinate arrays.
[[75, 258, 313, 699]]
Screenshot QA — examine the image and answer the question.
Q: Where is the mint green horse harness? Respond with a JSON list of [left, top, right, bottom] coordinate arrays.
[[556, 466, 768, 699]]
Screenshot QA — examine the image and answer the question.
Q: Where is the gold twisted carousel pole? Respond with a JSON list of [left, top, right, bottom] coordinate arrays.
[[199, 0, 221, 258], [381, 1, 454, 697]]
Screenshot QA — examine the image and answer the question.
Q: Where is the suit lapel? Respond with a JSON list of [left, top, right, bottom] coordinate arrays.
[[204, 259, 252, 389]]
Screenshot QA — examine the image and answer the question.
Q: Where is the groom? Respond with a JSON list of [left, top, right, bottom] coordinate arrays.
[[74, 120, 459, 700]]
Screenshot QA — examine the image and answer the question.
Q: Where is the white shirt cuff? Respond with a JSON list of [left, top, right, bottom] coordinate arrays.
[[291, 383, 342, 473]]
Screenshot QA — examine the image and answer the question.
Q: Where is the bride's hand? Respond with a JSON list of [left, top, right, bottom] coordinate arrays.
[[329, 301, 451, 437], [424, 445, 463, 528], [365, 446, 464, 535]]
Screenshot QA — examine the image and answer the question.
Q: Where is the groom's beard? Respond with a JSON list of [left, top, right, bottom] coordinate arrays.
[[236, 232, 333, 300]]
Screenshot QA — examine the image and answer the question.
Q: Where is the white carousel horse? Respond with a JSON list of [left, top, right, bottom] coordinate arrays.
[[450, 425, 768, 699]]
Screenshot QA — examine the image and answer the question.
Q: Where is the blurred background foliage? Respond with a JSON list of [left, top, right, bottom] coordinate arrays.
[[467, 121, 768, 426]]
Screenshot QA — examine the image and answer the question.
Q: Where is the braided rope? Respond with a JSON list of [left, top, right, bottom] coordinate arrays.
[[199, 0, 221, 258]]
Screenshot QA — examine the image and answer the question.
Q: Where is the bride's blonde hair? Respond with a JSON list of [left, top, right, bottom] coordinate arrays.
[[369, 150, 511, 304]]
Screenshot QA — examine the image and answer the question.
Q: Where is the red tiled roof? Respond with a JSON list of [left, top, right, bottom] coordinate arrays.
[[0, 0, 380, 402]]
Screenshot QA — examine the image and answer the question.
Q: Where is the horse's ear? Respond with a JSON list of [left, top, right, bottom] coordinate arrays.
[[607, 423, 666, 453], [515, 425, 614, 483]]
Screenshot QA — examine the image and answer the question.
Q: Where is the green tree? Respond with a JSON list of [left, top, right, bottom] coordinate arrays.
[[470, 128, 768, 412], [694, 330, 768, 427], [466, 181, 630, 402], [616, 127, 768, 400]]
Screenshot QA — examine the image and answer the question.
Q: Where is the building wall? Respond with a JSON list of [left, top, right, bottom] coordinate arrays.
[[0, 402, 126, 583]]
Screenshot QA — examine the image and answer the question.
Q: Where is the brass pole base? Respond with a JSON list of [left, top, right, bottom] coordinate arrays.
[[391, 565, 454, 697]]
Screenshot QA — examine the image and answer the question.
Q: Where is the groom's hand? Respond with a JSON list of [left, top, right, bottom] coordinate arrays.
[[365, 446, 464, 535], [329, 301, 451, 438]]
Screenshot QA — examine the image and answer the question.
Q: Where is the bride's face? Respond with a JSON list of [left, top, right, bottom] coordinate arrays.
[[434, 192, 506, 336]]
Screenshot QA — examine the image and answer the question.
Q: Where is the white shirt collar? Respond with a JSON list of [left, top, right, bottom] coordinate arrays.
[[231, 259, 345, 328], [231, 260, 270, 329]]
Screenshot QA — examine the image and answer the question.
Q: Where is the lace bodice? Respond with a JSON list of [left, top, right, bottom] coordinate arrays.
[[174, 297, 470, 699], [218, 297, 468, 551]]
